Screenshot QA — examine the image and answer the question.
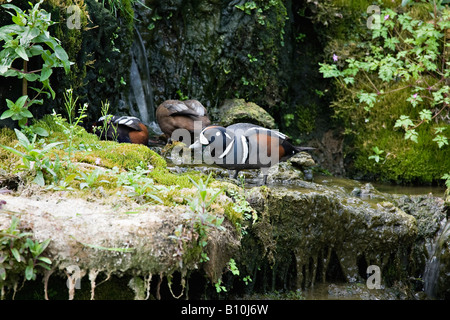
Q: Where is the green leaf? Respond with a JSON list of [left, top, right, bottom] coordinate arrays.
[[33, 170, 45, 186], [2, 4, 25, 15], [25, 264, 34, 281], [15, 95, 28, 108], [405, 129, 418, 143], [419, 109, 432, 122], [54, 45, 69, 62], [15, 46, 29, 61], [14, 128, 31, 147], [32, 126, 49, 137], [433, 135, 448, 148], [442, 173, 450, 188], [40, 67, 52, 81], [23, 73, 39, 82], [11, 248, 21, 262], [12, 15, 26, 27], [0, 143, 27, 158], [0, 109, 14, 120], [20, 109, 33, 118], [434, 127, 446, 134], [394, 115, 414, 129]]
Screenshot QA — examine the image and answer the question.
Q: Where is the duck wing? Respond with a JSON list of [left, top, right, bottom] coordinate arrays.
[[164, 100, 206, 119], [183, 100, 208, 117], [113, 116, 144, 131], [227, 123, 288, 140]]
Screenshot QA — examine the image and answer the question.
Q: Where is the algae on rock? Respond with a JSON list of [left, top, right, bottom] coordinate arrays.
[[243, 183, 418, 290]]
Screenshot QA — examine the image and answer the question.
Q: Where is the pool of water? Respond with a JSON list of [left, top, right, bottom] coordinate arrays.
[[313, 174, 446, 197]]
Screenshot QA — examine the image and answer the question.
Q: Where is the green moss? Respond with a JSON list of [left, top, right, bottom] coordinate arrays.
[[345, 80, 450, 184], [292, 104, 317, 135], [333, 0, 400, 10], [94, 143, 165, 170]]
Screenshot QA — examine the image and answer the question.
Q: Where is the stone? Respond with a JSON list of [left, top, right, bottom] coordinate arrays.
[[216, 99, 276, 128]]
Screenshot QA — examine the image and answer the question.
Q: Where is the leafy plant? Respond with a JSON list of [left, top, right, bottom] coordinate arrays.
[[115, 165, 166, 204], [235, 1, 259, 15], [0, 0, 71, 127], [46, 173, 77, 191], [0, 216, 52, 296], [77, 169, 110, 190], [442, 173, 450, 188], [91, 100, 118, 142], [0, 129, 62, 186], [186, 174, 225, 262], [169, 174, 225, 264], [319, 3, 450, 148], [368, 146, 385, 163], [0, 96, 33, 128], [61, 88, 88, 160]]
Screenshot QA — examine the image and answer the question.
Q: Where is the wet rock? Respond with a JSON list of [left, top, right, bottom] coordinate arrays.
[[351, 183, 386, 200], [289, 152, 316, 169], [243, 182, 418, 290], [392, 194, 449, 299]]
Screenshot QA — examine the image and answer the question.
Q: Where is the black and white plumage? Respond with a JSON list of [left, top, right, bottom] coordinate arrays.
[[91, 115, 149, 145], [190, 123, 314, 184]]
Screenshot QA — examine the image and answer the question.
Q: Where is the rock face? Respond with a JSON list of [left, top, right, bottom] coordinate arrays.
[[243, 183, 418, 290], [134, 0, 294, 113], [1, 173, 447, 299], [0, 192, 239, 299], [393, 195, 450, 299]]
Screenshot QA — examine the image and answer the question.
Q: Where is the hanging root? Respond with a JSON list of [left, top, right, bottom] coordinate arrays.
[[89, 269, 100, 300], [43, 268, 54, 300], [65, 265, 85, 300], [167, 273, 186, 299], [156, 272, 163, 300], [145, 273, 152, 300]]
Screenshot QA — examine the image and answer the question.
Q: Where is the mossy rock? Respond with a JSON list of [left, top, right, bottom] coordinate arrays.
[[216, 99, 276, 128], [89, 142, 166, 170]]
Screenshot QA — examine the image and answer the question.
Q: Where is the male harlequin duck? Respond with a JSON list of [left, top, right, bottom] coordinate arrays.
[[156, 99, 211, 142], [91, 115, 149, 145], [189, 123, 314, 184]]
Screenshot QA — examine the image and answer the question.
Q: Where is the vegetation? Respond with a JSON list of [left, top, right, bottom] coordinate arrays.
[[0, 0, 71, 132], [1, 0, 449, 300], [0, 215, 51, 298], [319, 0, 450, 184]]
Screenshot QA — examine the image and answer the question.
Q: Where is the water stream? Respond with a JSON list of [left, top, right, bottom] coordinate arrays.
[[423, 218, 450, 298], [127, 26, 162, 135]]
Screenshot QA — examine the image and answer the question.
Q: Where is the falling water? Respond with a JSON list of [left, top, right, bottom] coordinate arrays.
[[127, 26, 162, 135], [423, 218, 450, 298]]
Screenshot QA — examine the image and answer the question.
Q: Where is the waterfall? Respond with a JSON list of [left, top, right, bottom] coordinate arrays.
[[423, 218, 450, 298], [127, 26, 162, 135]]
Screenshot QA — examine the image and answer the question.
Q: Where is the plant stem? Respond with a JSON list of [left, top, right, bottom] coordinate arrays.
[[22, 60, 28, 98]]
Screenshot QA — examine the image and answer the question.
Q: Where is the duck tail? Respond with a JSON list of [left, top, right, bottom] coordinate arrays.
[[294, 146, 315, 152]]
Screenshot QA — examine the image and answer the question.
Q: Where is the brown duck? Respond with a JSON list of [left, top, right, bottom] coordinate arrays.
[[156, 99, 211, 142]]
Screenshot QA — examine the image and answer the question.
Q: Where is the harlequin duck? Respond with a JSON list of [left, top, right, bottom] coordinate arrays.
[[189, 123, 314, 184], [156, 99, 211, 142], [91, 115, 149, 145]]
